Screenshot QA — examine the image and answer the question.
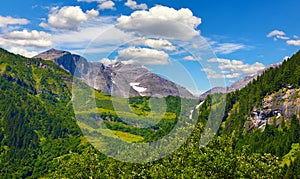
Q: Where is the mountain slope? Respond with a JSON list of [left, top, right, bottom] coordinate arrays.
[[199, 63, 281, 100], [0, 48, 284, 178], [216, 51, 300, 171], [34, 49, 195, 98], [0, 48, 85, 178]]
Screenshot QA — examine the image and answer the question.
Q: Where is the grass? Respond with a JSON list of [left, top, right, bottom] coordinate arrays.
[[74, 87, 197, 144], [280, 143, 300, 167], [110, 130, 144, 142], [0, 63, 7, 74], [77, 121, 144, 143]]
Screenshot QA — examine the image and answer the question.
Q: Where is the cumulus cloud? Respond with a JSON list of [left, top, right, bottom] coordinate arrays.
[[76, 0, 115, 10], [7, 47, 39, 58], [1, 29, 52, 48], [183, 56, 196, 61], [99, 57, 118, 65], [213, 43, 246, 54], [98, 1, 115, 10], [0, 16, 29, 27], [117, 46, 169, 65], [125, 0, 148, 10], [51, 17, 133, 58], [5, 29, 51, 40], [133, 38, 176, 51], [287, 40, 300, 46], [201, 68, 223, 79], [207, 58, 265, 78], [116, 5, 201, 40], [40, 6, 99, 31]]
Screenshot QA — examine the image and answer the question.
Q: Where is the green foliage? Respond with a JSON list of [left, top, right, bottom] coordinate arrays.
[[0, 48, 297, 178], [0, 49, 84, 178], [223, 51, 300, 134], [218, 51, 300, 176]]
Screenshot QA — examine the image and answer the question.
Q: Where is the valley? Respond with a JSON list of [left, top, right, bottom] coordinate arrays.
[[0, 48, 299, 178]]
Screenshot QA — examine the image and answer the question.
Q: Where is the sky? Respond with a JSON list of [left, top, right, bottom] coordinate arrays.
[[0, 0, 300, 95]]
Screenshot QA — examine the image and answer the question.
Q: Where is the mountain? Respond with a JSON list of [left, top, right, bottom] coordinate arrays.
[[228, 63, 281, 91], [0, 48, 85, 177], [220, 51, 300, 163], [199, 63, 281, 100], [34, 49, 195, 98], [199, 87, 227, 100], [0, 48, 285, 178], [1, 47, 299, 178]]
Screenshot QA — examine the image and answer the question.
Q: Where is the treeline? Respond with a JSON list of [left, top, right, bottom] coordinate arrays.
[[0, 48, 298, 178], [0, 49, 84, 178], [218, 50, 300, 177], [223, 51, 300, 134]]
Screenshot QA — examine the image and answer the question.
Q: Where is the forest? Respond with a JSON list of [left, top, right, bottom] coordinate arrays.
[[0, 48, 299, 178]]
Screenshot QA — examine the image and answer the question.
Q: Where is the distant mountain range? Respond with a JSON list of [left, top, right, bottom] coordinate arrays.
[[35, 48, 282, 100], [1, 47, 299, 178], [35, 49, 195, 99], [199, 63, 281, 100]]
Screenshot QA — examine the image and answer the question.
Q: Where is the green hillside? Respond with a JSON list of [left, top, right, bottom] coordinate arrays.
[[1, 48, 299, 178], [221, 50, 300, 178], [0, 48, 84, 178]]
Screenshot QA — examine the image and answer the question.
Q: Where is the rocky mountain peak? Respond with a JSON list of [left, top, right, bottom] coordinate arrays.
[[35, 48, 71, 61], [35, 49, 195, 98]]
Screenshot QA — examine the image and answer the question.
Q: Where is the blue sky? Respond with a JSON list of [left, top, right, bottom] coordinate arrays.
[[0, 0, 300, 95]]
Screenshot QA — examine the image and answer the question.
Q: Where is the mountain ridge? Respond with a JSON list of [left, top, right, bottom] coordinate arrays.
[[199, 62, 281, 100], [34, 49, 196, 98], [0, 47, 298, 178]]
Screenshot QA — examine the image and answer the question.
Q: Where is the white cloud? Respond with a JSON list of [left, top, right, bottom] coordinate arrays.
[[7, 47, 39, 58], [267, 30, 290, 41], [225, 73, 241, 79], [207, 58, 265, 78], [40, 6, 99, 31], [276, 35, 290, 40], [98, 1, 115, 10], [1, 29, 52, 48], [201, 68, 223, 79], [213, 43, 246, 54], [287, 40, 300, 46], [5, 29, 51, 40], [51, 17, 132, 57], [117, 46, 169, 65], [116, 5, 201, 40], [99, 57, 118, 65], [266, 30, 300, 45], [133, 38, 176, 51], [125, 0, 148, 10], [0, 16, 29, 27], [76, 0, 116, 10], [267, 30, 286, 37], [183, 55, 196, 61]]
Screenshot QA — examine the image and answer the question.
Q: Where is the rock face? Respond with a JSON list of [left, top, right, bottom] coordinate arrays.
[[35, 49, 195, 98], [262, 87, 300, 119], [245, 87, 300, 132]]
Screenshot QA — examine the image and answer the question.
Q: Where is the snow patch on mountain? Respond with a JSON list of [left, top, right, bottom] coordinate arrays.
[[130, 82, 147, 95]]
